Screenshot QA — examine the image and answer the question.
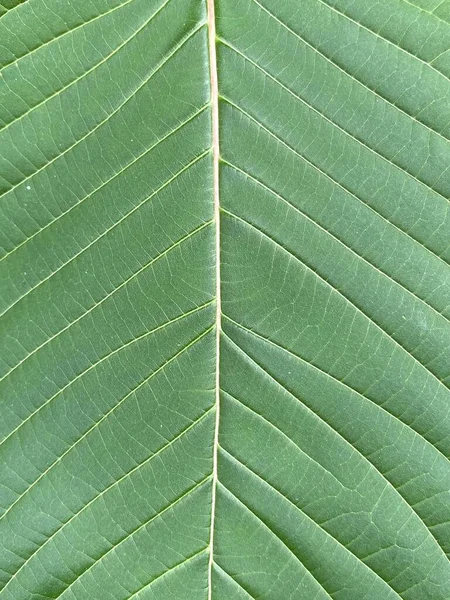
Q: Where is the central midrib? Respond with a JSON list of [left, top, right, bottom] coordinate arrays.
[[207, 0, 221, 598]]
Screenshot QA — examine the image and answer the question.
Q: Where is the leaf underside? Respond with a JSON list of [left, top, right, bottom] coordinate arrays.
[[0, 0, 450, 599]]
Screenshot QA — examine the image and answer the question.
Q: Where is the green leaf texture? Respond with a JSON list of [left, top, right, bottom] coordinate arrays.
[[1, 0, 450, 598]]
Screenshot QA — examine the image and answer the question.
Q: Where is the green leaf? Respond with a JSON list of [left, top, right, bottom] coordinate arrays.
[[1, 0, 449, 598]]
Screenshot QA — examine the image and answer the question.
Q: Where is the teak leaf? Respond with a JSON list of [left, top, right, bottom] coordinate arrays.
[[1, 0, 450, 598]]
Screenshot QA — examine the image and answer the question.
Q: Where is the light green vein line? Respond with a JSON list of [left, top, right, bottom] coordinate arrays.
[[218, 482, 334, 600], [221, 369, 448, 558], [220, 96, 450, 268], [0, 162, 211, 379], [221, 208, 450, 392], [0, 0, 171, 134], [221, 445, 403, 598], [2, 149, 209, 316], [0, 0, 134, 75], [125, 548, 208, 600], [0, 0, 26, 20], [0, 301, 213, 448], [0, 325, 213, 526], [218, 37, 450, 202], [1, 412, 213, 590], [0, 105, 208, 263], [252, 0, 449, 142], [430, 46, 450, 66], [221, 156, 449, 324], [222, 315, 449, 464], [401, 0, 450, 25], [0, 0, 173, 136], [318, 0, 450, 84], [0, 17, 204, 198], [52, 489, 210, 600], [213, 563, 257, 600], [220, 391, 344, 486]]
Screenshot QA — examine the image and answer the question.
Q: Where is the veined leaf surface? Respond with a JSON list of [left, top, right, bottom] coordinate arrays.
[[1, 0, 450, 598]]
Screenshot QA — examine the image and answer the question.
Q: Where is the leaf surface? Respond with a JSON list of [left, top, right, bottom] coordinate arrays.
[[1, 0, 449, 598]]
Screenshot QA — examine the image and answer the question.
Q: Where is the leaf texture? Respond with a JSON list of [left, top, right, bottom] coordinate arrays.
[[1, 0, 450, 599]]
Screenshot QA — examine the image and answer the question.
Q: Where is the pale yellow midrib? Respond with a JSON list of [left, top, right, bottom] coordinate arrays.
[[207, 0, 221, 598]]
